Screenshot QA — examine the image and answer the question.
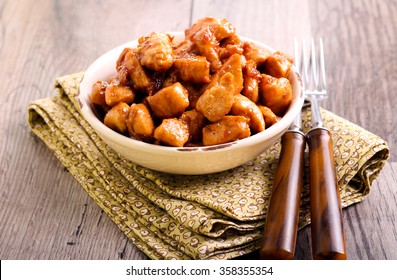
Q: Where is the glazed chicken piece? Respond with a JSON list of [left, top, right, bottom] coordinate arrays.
[[220, 33, 242, 47], [162, 70, 203, 108], [173, 55, 211, 84], [204, 53, 244, 96], [219, 43, 244, 62], [258, 105, 281, 128], [219, 32, 243, 61], [104, 83, 135, 106], [138, 32, 174, 73], [202, 115, 250, 146], [154, 118, 189, 147], [147, 82, 189, 118], [185, 17, 235, 72], [116, 48, 153, 94], [186, 17, 235, 40], [242, 41, 271, 66], [242, 60, 261, 103], [264, 51, 293, 78], [103, 102, 130, 134], [90, 81, 108, 106], [109, 67, 129, 86], [173, 39, 198, 58], [231, 94, 265, 133], [180, 109, 207, 142], [126, 103, 155, 141], [259, 74, 292, 116], [196, 72, 235, 122]]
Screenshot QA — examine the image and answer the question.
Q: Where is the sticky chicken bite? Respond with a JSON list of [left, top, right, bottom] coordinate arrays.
[[202, 116, 250, 146], [103, 102, 130, 134], [242, 60, 261, 103], [258, 105, 281, 128], [259, 74, 292, 116], [180, 109, 207, 142], [204, 53, 244, 95], [138, 32, 174, 72], [196, 72, 235, 122], [154, 118, 189, 147], [147, 82, 189, 118], [231, 94, 265, 133], [219, 34, 244, 62], [173, 39, 199, 58], [243, 41, 270, 66], [105, 83, 135, 106], [126, 103, 155, 141], [90, 81, 108, 106], [116, 48, 153, 94], [185, 17, 235, 72], [173, 55, 211, 84], [263, 51, 293, 78]]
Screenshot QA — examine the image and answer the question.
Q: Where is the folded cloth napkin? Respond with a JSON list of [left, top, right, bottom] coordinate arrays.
[[28, 73, 390, 260]]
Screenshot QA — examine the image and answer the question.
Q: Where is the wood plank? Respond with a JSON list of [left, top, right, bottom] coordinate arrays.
[[308, 0, 397, 162]]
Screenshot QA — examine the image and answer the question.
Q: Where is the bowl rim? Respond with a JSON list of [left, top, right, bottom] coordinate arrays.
[[78, 32, 304, 155]]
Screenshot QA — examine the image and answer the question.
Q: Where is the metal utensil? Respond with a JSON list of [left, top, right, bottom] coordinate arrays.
[[299, 38, 347, 260], [260, 42, 306, 260]]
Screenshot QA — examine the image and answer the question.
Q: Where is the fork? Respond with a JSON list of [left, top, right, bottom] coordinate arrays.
[[260, 51, 306, 259], [299, 38, 347, 260]]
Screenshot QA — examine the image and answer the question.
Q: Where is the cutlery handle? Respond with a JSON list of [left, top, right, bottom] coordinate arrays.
[[307, 128, 347, 260], [260, 131, 305, 260]]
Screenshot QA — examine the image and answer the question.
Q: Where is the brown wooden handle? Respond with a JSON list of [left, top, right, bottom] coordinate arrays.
[[307, 128, 347, 260], [260, 131, 306, 259]]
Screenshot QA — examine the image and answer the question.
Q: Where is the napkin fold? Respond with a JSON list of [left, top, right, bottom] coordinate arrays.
[[28, 73, 389, 259]]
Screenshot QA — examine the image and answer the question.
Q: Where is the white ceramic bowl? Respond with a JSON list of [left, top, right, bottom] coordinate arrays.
[[78, 32, 304, 175]]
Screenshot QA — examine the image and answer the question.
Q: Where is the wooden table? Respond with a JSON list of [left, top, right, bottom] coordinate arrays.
[[1, 0, 396, 260]]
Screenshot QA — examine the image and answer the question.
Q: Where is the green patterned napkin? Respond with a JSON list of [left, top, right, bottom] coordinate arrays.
[[28, 73, 389, 259]]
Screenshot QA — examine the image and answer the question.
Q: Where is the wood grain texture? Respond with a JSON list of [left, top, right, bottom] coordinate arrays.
[[260, 132, 305, 260], [0, 0, 396, 260], [310, 0, 397, 162]]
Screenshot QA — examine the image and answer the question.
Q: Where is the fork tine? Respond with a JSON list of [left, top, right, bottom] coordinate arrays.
[[319, 38, 327, 92], [301, 39, 309, 90], [297, 38, 327, 97], [310, 38, 319, 91]]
